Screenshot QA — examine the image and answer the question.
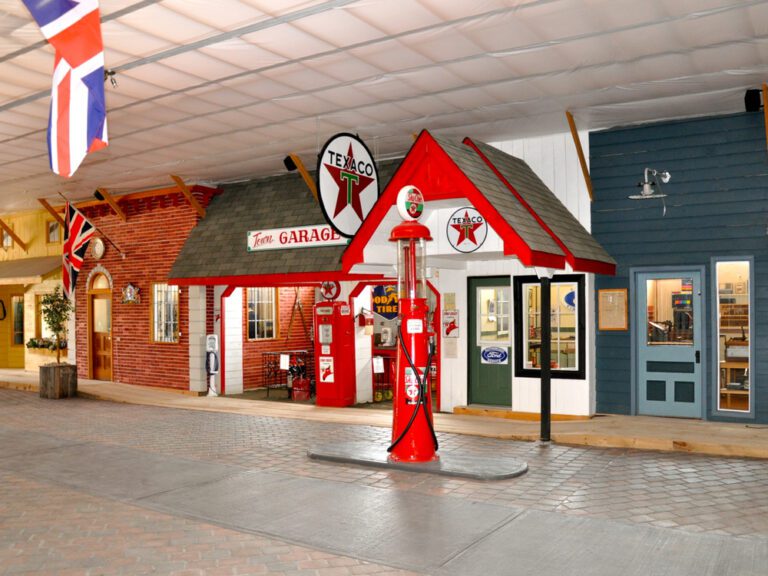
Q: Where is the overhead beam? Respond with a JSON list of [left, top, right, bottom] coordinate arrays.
[[287, 154, 318, 202], [566, 110, 594, 202], [0, 218, 28, 252], [38, 198, 65, 227], [171, 174, 206, 218], [96, 187, 127, 221]]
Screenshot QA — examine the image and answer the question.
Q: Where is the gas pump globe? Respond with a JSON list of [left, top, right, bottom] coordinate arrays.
[[387, 186, 439, 462]]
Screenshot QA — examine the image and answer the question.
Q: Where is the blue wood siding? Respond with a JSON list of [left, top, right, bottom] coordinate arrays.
[[590, 112, 768, 422]]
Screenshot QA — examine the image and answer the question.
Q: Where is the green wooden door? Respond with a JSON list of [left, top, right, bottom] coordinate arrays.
[[468, 277, 512, 406]]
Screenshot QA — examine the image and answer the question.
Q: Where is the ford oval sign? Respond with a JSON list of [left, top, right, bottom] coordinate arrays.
[[481, 346, 509, 364]]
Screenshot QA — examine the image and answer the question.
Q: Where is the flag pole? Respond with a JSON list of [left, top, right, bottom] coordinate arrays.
[[56, 192, 126, 258]]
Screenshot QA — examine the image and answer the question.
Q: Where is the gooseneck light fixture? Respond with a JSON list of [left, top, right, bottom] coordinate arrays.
[[629, 167, 671, 216]]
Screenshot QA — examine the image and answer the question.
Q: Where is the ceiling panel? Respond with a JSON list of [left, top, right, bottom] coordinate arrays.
[[0, 0, 764, 211]]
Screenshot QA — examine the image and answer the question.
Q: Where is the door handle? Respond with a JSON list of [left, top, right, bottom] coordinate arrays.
[[695, 350, 700, 364]]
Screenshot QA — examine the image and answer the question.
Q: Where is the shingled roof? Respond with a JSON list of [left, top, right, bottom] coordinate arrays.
[[343, 130, 615, 275], [169, 161, 400, 284], [467, 139, 615, 274]]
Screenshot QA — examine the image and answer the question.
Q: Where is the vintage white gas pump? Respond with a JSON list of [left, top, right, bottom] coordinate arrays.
[[387, 185, 438, 462], [205, 334, 219, 396]]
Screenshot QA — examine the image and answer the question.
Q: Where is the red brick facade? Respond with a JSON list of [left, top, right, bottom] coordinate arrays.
[[242, 286, 316, 390], [75, 189, 216, 390]]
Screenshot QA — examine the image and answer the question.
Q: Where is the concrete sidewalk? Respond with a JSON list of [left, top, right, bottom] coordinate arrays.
[[2, 369, 767, 459]]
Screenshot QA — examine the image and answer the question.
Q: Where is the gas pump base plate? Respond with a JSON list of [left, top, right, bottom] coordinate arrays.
[[308, 442, 527, 481]]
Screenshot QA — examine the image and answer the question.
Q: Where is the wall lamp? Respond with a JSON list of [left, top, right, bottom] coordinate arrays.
[[629, 167, 671, 215]]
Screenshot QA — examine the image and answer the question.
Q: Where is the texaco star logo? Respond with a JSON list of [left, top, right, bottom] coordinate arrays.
[[317, 133, 380, 238], [446, 207, 487, 253], [320, 280, 341, 301]]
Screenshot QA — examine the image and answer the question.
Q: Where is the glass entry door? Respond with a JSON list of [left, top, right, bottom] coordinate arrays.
[[636, 271, 702, 418], [468, 277, 512, 406]]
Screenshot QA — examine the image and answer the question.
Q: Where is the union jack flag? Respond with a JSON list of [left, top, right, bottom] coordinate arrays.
[[63, 202, 96, 301], [22, 0, 108, 177]]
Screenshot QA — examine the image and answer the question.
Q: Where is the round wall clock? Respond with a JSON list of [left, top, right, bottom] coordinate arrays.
[[91, 237, 105, 259]]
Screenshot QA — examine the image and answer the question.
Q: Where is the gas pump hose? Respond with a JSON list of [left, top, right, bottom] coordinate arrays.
[[387, 323, 439, 453]]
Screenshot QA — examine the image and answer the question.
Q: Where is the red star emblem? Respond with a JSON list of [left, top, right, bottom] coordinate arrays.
[[450, 211, 483, 245], [325, 144, 374, 220]]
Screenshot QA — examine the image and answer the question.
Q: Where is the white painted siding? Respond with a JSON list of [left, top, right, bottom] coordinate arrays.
[[353, 287, 373, 404], [187, 285, 207, 393], [490, 130, 591, 230], [223, 287, 243, 395]]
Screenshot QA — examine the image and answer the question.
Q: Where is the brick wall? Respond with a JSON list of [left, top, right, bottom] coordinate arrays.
[[75, 189, 216, 390], [242, 286, 316, 390]]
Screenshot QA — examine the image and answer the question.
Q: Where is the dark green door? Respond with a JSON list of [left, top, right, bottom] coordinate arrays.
[[468, 277, 512, 406]]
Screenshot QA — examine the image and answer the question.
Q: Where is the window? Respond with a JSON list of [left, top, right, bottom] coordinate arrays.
[[152, 283, 179, 343], [2, 229, 12, 249], [247, 287, 277, 340], [716, 260, 751, 413], [514, 275, 585, 379], [11, 295, 24, 346], [46, 220, 61, 243], [36, 295, 55, 340]]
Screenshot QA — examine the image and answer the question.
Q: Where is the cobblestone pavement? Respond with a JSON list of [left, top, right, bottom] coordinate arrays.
[[1, 389, 768, 574]]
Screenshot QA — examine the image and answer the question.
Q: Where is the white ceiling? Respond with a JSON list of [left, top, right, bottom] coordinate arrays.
[[0, 0, 766, 212]]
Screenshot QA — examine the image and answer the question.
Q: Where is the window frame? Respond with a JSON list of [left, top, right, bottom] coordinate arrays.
[[151, 283, 180, 344], [11, 294, 24, 346], [46, 220, 61, 244], [36, 294, 56, 340], [513, 274, 586, 380], [2, 228, 13, 249], [711, 256, 754, 418], [246, 287, 278, 341]]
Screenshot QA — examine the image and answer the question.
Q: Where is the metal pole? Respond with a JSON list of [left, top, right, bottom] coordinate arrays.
[[540, 276, 551, 442]]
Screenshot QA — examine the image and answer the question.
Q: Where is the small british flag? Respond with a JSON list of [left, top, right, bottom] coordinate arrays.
[[62, 202, 96, 300]]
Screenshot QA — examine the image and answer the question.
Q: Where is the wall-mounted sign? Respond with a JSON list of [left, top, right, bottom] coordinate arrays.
[[247, 224, 346, 252], [442, 309, 459, 338], [446, 207, 488, 253], [371, 285, 398, 319], [317, 133, 380, 238], [320, 281, 341, 301], [121, 283, 140, 304], [563, 290, 576, 310], [481, 346, 509, 364]]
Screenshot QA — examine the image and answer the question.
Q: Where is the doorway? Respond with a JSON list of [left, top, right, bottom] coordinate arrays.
[[635, 270, 703, 418], [88, 273, 112, 380], [468, 276, 512, 406]]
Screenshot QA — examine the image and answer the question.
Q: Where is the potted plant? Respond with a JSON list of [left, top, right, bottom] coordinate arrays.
[[38, 286, 77, 399]]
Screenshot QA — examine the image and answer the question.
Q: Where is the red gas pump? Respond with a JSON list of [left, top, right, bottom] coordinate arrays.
[[387, 186, 438, 462], [313, 299, 356, 407]]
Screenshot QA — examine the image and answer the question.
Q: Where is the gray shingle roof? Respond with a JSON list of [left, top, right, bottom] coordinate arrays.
[[170, 161, 400, 281], [470, 140, 615, 268], [432, 136, 564, 257]]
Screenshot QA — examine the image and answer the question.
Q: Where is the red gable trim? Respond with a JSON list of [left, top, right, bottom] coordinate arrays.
[[169, 271, 385, 288], [343, 130, 566, 272], [464, 137, 615, 276]]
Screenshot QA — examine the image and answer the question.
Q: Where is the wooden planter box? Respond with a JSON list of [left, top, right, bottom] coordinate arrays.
[[39, 364, 78, 399]]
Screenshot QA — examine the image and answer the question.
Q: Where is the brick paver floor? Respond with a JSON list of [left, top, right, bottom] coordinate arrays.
[[1, 389, 768, 574]]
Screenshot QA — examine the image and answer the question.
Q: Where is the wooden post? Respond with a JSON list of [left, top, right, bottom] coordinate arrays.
[[566, 110, 594, 202], [171, 175, 206, 218], [763, 83, 768, 154], [0, 218, 28, 252], [38, 198, 65, 226], [288, 154, 318, 203], [96, 187, 127, 221]]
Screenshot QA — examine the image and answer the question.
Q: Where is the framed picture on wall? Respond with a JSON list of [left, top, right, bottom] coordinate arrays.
[[598, 288, 628, 331]]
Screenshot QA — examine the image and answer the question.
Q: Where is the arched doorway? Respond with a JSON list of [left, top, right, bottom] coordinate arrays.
[[88, 273, 112, 380]]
